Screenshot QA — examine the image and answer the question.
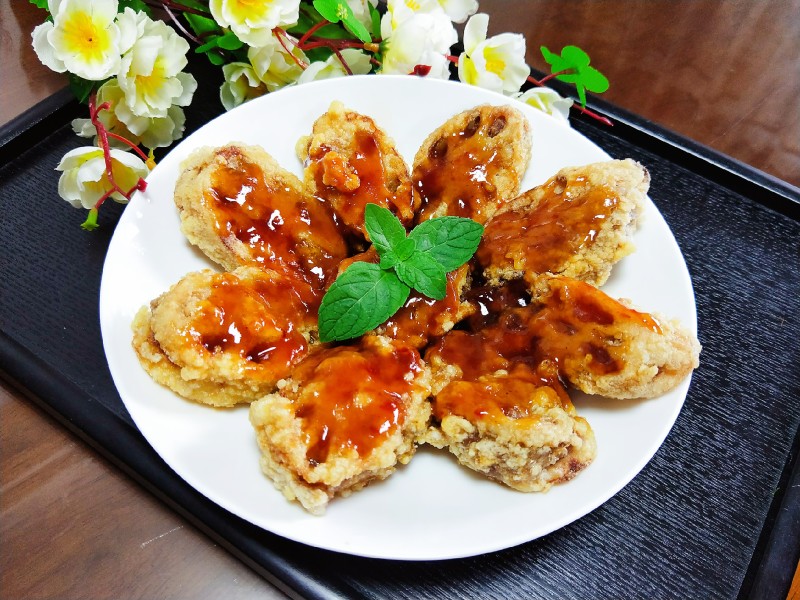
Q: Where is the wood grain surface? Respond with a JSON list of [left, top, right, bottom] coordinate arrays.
[[1, 1, 798, 599]]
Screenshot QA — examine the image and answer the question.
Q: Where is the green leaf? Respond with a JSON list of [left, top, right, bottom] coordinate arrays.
[[379, 237, 416, 270], [29, 0, 49, 10], [313, 0, 371, 43], [369, 2, 382, 39], [364, 203, 406, 255], [118, 0, 151, 15], [409, 216, 484, 272], [395, 252, 447, 300], [195, 38, 219, 53], [343, 14, 371, 43], [185, 13, 222, 37], [540, 44, 609, 106], [318, 262, 410, 342], [206, 51, 226, 66], [68, 74, 96, 103], [217, 31, 244, 51]]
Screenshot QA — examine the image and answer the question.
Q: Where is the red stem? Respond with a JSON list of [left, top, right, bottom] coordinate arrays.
[[297, 19, 330, 47], [106, 132, 151, 161], [273, 28, 309, 69]]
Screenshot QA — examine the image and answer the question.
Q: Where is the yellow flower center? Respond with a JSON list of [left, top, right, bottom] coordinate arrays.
[[61, 11, 112, 62], [483, 47, 506, 76], [404, 0, 422, 10], [227, 0, 275, 23]]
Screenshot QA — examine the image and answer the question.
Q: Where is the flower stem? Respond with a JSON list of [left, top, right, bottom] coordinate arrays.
[[106, 132, 151, 162]]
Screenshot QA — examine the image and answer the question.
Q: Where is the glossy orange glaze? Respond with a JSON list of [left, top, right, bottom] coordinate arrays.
[[463, 279, 531, 330], [291, 340, 423, 465], [413, 108, 509, 224], [428, 277, 662, 381], [208, 147, 348, 287], [309, 130, 415, 237], [477, 174, 619, 274], [381, 266, 469, 349], [433, 363, 572, 423], [184, 271, 315, 380]]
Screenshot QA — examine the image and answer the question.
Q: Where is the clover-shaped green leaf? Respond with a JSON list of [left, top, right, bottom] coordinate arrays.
[[540, 45, 609, 106]]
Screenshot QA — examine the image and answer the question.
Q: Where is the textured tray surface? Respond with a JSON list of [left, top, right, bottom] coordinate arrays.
[[1, 91, 798, 599]]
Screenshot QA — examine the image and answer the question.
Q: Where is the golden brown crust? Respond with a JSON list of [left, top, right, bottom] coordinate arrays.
[[478, 159, 649, 288], [174, 143, 348, 284], [249, 337, 432, 514], [298, 101, 418, 241], [131, 267, 317, 407], [412, 104, 532, 224]]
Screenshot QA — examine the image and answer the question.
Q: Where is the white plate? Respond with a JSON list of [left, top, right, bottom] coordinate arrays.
[[100, 75, 697, 560]]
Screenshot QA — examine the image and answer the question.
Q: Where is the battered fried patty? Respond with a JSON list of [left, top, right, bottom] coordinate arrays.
[[425, 362, 596, 492], [132, 266, 318, 407], [477, 159, 648, 288], [412, 104, 532, 224], [427, 276, 701, 401], [298, 101, 418, 242], [174, 143, 349, 287], [249, 336, 432, 514]]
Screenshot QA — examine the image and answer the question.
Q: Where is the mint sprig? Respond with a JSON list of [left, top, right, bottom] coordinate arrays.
[[318, 204, 484, 342]]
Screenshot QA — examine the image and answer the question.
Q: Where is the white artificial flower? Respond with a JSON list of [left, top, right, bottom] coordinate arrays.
[[32, 0, 121, 80], [56, 146, 149, 209], [117, 14, 197, 118], [220, 62, 267, 111], [437, 0, 478, 23], [210, 0, 300, 48], [247, 34, 306, 92], [381, 0, 446, 36], [346, 0, 378, 29], [297, 49, 372, 84], [73, 79, 187, 149], [515, 87, 573, 124], [458, 13, 530, 94], [380, 12, 457, 78]]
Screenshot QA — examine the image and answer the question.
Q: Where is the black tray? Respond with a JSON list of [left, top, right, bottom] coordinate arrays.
[[2, 72, 799, 600]]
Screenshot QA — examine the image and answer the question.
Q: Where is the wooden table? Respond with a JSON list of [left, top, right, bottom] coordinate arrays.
[[1, 1, 798, 598]]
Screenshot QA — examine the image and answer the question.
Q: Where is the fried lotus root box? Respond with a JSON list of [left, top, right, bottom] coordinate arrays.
[[249, 336, 432, 514], [297, 101, 418, 242], [174, 142, 348, 286], [425, 362, 597, 493], [477, 159, 649, 289], [132, 266, 318, 407], [412, 103, 532, 224]]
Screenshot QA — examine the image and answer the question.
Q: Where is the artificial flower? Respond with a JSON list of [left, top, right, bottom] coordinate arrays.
[[381, 0, 446, 32], [457, 13, 529, 94], [515, 87, 573, 124], [117, 13, 197, 118], [380, 11, 457, 78], [248, 34, 306, 92], [56, 146, 149, 209], [437, 0, 478, 23], [297, 49, 372, 84], [72, 79, 187, 148], [220, 62, 267, 110], [210, 0, 300, 48], [32, 0, 121, 80]]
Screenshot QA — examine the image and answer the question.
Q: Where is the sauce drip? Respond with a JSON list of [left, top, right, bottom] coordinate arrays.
[[208, 147, 348, 287], [413, 108, 507, 224], [433, 363, 572, 423], [185, 271, 314, 380], [382, 266, 468, 349], [291, 340, 423, 465], [427, 278, 662, 419], [310, 130, 415, 237], [477, 174, 620, 275]]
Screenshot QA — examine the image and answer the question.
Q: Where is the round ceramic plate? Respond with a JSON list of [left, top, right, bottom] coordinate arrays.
[[100, 75, 697, 560]]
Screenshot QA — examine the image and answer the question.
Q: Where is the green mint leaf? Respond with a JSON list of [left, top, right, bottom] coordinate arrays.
[[408, 216, 484, 272], [364, 203, 407, 256], [379, 237, 416, 270], [395, 252, 447, 300], [318, 262, 410, 342]]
